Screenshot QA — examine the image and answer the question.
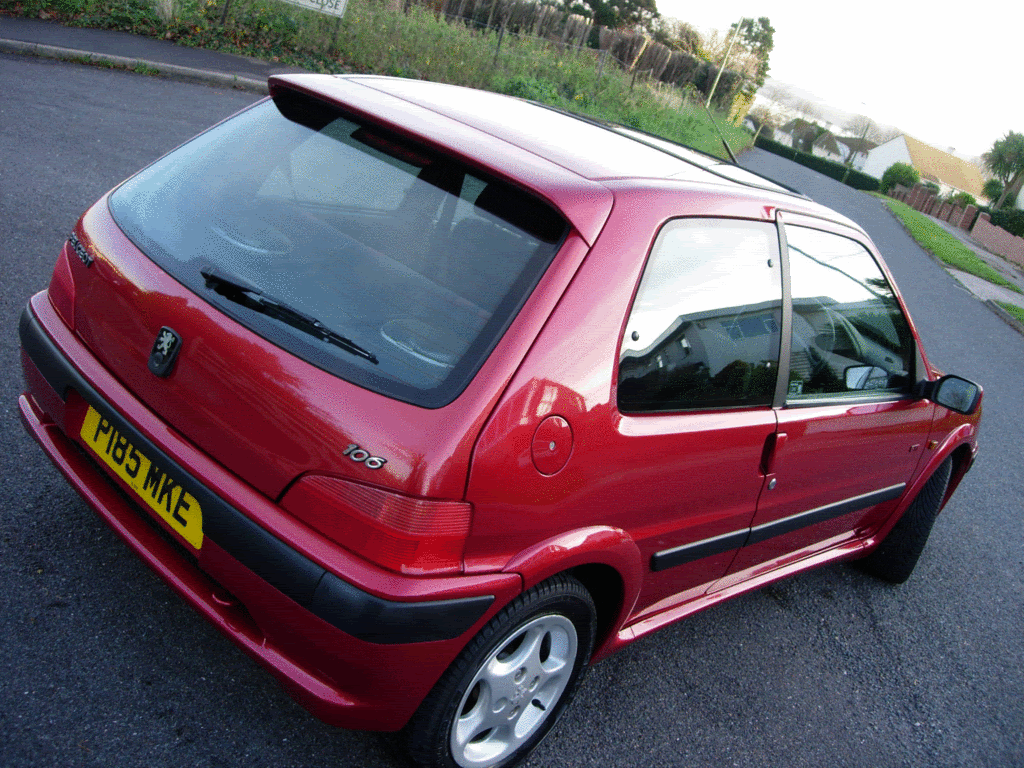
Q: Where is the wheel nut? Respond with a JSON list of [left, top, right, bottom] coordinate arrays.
[[514, 668, 525, 682]]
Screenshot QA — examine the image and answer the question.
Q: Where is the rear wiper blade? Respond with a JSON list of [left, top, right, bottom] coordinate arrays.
[[200, 267, 378, 364]]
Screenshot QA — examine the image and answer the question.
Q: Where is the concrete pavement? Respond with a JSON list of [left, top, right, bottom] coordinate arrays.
[[0, 15, 308, 92], [899, 207, 1024, 334]]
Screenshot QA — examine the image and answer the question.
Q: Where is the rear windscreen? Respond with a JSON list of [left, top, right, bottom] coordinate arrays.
[[109, 95, 567, 407]]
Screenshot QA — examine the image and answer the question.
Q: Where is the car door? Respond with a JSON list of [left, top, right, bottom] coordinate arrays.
[[718, 217, 935, 586], [615, 217, 784, 620]]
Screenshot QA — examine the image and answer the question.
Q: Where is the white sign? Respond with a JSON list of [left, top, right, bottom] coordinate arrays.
[[276, 0, 348, 18]]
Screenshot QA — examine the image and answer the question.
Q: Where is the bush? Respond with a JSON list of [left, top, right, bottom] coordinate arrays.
[[497, 75, 562, 104], [78, 0, 161, 30], [990, 209, 1024, 238], [841, 166, 882, 192], [983, 178, 1004, 204], [946, 191, 976, 208], [943, 191, 976, 209], [880, 162, 919, 193], [753, 136, 880, 192]]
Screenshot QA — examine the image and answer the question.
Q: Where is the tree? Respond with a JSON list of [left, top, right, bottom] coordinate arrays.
[[983, 130, 1024, 210], [731, 16, 774, 90], [842, 114, 881, 166], [759, 83, 790, 110], [575, 0, 658, 29], [650, 18, 700, 52], [880, 162, 919, 193], [794, 99, 820, 123], [875, 126, 901, 144], [982, 178, 1005, 205], [748, 105, 778, 141]]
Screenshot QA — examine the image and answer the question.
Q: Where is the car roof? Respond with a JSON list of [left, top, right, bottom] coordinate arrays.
[[348, 75, 797, 194]]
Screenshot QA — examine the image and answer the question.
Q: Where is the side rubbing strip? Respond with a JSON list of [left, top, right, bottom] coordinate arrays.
[[651, 484, 907, 572], [746, 484, 906, 546], [651, 529, 750, 572]]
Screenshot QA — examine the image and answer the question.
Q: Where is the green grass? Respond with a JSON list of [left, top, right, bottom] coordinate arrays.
[[996, 301, 1024, 324], [876, 195, 1023, 294], [7, 0, 752, 159]]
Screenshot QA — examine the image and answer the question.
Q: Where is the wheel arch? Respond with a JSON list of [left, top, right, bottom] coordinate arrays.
[[943, 441, 976, 508], [869, 422, 976, 549], [500, 526, 643, 662], [925, 421, 978, 513]]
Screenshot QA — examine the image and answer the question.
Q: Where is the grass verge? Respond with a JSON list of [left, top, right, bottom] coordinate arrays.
[[996, 301, 1024, 324], [875, 195, 1023, 294]]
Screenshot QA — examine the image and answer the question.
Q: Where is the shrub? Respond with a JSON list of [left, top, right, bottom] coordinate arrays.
[[841, 166, 882, 192], [79, 0, 162, 30], [982, 178, 1004, 204], [990, 209, 1024, 238], [753, 136, 880, 192], [946, 191, 976, 209], [880, 162, 919, 193], [754, 135, 799, 159], [496, 75, 562, 104]]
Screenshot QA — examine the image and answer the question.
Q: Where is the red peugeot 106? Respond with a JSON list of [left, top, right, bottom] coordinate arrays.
[[19, 75, 982, 768]]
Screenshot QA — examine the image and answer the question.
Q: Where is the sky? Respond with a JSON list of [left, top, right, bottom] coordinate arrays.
[[654, 0, 1023, 159]]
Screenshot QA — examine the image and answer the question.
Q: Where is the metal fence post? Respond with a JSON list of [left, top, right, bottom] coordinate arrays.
[[493, 21, 505, 66], [593, 48, 607, 98], [331, 15, 342, 50]]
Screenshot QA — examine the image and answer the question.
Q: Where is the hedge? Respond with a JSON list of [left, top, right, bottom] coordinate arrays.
[[753, 136, 880, 192], [990, 208, 1024, 238]]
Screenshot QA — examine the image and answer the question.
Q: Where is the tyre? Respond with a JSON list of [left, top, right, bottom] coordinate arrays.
[[856, 456, 953, 584], [405, 574, 597, 768]]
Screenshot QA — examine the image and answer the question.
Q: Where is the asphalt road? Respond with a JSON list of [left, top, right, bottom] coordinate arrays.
[[2, 55, 1022, 768]]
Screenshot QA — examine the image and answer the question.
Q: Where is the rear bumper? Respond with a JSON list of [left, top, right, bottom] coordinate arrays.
[[19, 294, 520, 730]]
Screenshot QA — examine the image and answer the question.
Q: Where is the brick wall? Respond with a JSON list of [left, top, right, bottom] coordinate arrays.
[[888, 188, 1022, 269], [972, 213, 1024, 268], [959, 205, 977, 230]]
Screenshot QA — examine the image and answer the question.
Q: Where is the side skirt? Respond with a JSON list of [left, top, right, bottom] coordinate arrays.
[[600, 531, 883, 659]]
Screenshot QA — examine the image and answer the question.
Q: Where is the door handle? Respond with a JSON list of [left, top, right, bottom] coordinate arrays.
[[761, 432, 788, 476]]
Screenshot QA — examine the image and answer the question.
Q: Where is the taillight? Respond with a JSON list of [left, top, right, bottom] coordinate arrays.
[[48, 243, 76, 329], [280, 475, 472, 575]]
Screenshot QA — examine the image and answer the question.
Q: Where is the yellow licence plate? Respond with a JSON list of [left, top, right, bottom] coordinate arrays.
[[80, 405, 203, 550]]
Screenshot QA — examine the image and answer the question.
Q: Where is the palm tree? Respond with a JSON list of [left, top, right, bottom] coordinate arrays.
[[983, 131, 1024, 210]]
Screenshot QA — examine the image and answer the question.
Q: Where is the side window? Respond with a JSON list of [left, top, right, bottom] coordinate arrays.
[[786, 226, 914, 401], [618, 219, 782, 412]]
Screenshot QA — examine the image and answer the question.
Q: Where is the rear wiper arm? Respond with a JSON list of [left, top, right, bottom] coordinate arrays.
[[200, 267, 378, 364]]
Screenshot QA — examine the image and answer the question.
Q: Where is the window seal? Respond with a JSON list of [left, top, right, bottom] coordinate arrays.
[[771, 210, 793, 409]]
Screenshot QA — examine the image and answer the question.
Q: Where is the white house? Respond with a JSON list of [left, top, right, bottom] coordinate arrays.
[[810, 132, 844, 163], [835, 136, 877, 171], [861, 135, 985, 198], [777, 119, 817, 152]]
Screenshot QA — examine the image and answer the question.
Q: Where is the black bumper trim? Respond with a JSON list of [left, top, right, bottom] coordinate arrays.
[[20, 303, 493, 644]]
